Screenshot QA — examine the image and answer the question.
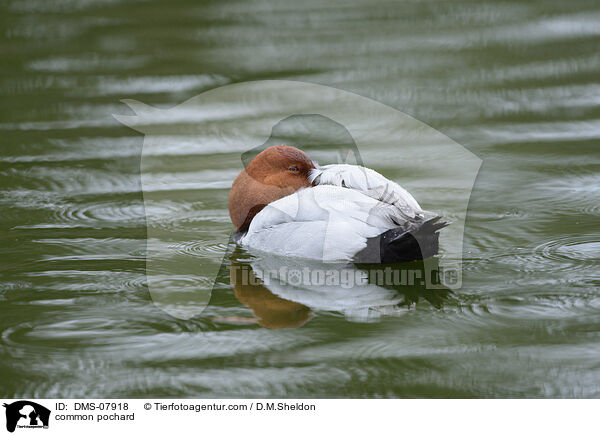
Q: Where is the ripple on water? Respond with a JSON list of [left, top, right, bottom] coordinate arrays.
[[532, 173, 600, 216], [545, 239, 600, 262], [24, 270, 147, 294], [32, 238, 145, 263], [489, 292, 600, 320], [531, 236, 600, 271], [12, 200, 146, 229], [3, 167, 139, 196], [473, 235, 600, 276], [170, 241, 230, 258], [52, 201, 146, 228]]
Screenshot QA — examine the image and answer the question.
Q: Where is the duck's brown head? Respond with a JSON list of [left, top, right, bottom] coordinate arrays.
[[228, 145, 315, 232]]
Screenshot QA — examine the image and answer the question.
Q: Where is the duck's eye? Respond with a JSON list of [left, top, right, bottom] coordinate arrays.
[[289, 166, 299, 173]]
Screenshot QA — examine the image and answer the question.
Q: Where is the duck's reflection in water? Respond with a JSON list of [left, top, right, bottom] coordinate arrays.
[[231, 269, 313, 329], [229, 253, 452, 329]]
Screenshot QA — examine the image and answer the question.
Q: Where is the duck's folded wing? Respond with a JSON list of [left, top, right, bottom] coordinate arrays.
[[240, 185, 403, 261], [309, 164, 422, 218]]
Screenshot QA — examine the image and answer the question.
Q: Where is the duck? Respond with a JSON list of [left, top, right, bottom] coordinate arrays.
[[228, 145, 447, 263]]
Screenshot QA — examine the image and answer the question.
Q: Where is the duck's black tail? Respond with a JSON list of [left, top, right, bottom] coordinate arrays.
[[354, 216, 448, 263]]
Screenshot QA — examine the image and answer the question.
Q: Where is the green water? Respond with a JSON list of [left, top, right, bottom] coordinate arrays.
[[1, 0, 599, 398]]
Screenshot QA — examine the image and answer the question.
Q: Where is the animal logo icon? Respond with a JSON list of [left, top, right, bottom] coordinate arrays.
[[3, 401, 50, 433]]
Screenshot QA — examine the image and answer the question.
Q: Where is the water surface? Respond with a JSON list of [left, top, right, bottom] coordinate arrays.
[[1, 0, 599, 398]]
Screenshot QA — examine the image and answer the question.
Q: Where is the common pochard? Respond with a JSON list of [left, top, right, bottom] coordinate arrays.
[[228, 145, 446, 263]]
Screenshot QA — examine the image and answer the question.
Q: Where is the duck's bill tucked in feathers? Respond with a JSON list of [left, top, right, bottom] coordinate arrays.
[[309, 164, 422, 220]]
